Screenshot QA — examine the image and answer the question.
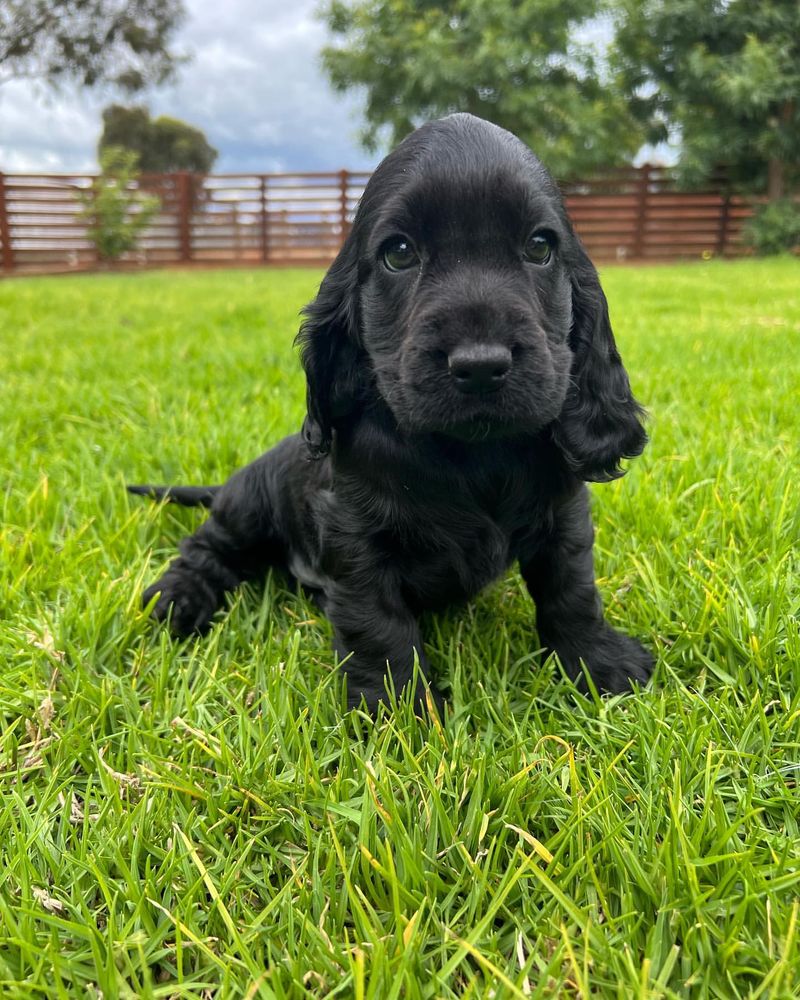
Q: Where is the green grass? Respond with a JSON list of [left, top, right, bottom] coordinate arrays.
[[1, 259, 799, 998]]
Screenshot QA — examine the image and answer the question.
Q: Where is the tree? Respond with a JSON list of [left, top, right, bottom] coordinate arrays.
[[0, 0, 185, 91], [319, 0, 645, 178], [80, 147, 160, 262], [610, 0, 800, 200], [99, 105, 218, 173]]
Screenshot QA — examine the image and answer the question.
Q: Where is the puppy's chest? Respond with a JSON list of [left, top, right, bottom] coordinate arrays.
[[366, 482, 542, 608], [324, 443, 556, 605], [397, 516, 510, 609]]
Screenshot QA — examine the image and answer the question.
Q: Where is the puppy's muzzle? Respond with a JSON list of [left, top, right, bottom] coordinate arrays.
[[448, 343, 512, 394]]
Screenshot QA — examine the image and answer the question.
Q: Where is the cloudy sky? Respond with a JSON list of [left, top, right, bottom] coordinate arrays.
[[0, 0, 379, 173]]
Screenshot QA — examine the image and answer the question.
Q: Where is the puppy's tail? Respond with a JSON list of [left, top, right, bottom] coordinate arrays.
[[127, 484, 220, 508]]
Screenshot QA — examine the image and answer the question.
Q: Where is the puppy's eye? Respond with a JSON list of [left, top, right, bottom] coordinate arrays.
[[523, 232, 553, 265], [382, 237, 419, 272]]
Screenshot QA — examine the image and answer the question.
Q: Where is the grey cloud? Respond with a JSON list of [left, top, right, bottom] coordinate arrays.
[[0, 0, 378, 173]]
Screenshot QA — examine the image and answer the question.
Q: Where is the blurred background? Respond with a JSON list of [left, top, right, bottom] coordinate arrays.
[[1, 0, 797, 272]]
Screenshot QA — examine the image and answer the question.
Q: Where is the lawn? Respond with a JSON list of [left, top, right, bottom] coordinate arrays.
[[1, 259, 799, 998]]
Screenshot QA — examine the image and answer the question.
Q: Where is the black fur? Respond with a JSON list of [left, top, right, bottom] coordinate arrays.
[[130, 114, 652, 713]]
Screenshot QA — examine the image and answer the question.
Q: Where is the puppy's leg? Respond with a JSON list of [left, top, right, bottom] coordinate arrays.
[[141, 454, 285, 636], [326, 572, 440, 715], [520, 486, 653, 694]]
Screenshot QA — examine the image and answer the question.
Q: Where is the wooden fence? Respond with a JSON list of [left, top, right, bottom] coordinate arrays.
[[0, 165, 758, 276]]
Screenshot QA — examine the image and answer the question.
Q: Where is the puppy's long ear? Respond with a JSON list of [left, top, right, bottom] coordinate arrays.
[[553, 247, 647, 482], [295, 237, 362, 458]]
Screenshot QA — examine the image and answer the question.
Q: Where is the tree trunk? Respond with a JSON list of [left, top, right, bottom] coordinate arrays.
[[767, 158, 784, 202], [767, 99, 795, 202]]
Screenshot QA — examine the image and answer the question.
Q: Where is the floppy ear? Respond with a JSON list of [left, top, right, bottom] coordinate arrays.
[[552, 248, 647, 482], [295, 236, 363, 458]]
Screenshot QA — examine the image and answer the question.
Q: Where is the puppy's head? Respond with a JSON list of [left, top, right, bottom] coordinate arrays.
[[298, 114, 646, 481]]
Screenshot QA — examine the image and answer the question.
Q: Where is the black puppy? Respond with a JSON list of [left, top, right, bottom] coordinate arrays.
[[130, 114, 653, 712]]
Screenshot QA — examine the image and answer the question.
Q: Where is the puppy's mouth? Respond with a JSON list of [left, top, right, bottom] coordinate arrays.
[[440, 416, 519, 442], [399, 393, 561, 441], [390, 369, 567, 438], [441, 405, 554, 441]]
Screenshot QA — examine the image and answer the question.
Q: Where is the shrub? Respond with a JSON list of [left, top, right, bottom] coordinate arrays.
[[743, 198, 800, 256], [81, 147, 160, 263]]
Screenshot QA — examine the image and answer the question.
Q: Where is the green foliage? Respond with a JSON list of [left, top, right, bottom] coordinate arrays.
[[743, 199, 800, 255], [320, 0, 645, 177], [1, 261, 799, 995], [0, 0, 185, 91], [80, 147, 160, 262], [611, 0, 800, 198], [99, 104, 218, 174]]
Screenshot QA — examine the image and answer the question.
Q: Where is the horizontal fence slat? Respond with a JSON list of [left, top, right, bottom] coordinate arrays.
[[564, 196, 640, 209]]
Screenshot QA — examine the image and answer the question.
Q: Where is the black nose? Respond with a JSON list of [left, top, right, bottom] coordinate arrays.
[[448, 344, 512, 394]]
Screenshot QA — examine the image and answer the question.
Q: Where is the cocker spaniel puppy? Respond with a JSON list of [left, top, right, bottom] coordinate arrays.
[[130, 113, 653, 712]]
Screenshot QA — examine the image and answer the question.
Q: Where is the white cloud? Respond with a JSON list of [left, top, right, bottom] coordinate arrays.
[[0, 0, 377, 173]]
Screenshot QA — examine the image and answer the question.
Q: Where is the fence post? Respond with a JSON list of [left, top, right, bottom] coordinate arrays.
[[633, 163, 650, 260], [177, 171, 192, 262], [260, 175, 269, 263], [717, 190, 731, 257], [0, 172, 13, 273], [339, 169, 350, 246]]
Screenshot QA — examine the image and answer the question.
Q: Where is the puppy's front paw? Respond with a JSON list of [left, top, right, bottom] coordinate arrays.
[[555, 628, 653, 695], [346, 679, 446, 719], [588, 631, 653, 693], [142, 565, 221, 637]]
